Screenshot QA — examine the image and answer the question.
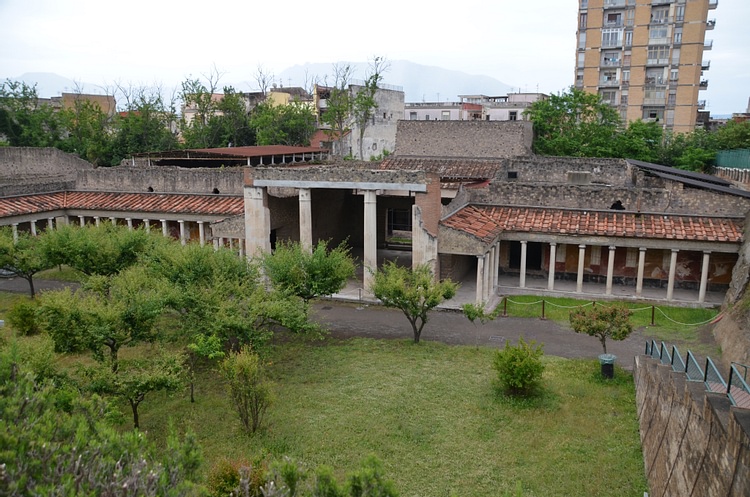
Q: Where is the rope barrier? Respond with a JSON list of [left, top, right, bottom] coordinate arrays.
[[505, 298, 544, 306], [654, 307, 722, 327]]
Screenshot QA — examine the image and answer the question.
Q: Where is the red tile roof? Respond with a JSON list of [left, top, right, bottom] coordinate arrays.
[[0, 192, 243, 218], [441, 205, 744, 244]]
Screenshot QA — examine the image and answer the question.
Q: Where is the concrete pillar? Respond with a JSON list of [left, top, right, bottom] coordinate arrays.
[[239, 239, 245, 257], [11, 223, 18, 244], [636, 247, 647, 297], [299, 188, 313, 252], [476, 254, 485, 304], [667, 249, 679, 301], [94, 216, 100, 227], [198, 221, 205, 246], [213, 238, 220, 251], [519, 240, 528, 289], [219, 237, 225, 247], [244, 186, 271, 257], [229, 238, 235, 250], [178, 220, 186, 245], [576, 244, 586, 293], [109, 217, 116, 224], [363, 190, 377, 294], [494, 241, 501, 290], [143, 219, 150, 233], [606, 246, 616, 295], [47, 218, 54, 230], [483, 250, 491, 301], [30, 220, 37, 236], [79, 216, 85, 227], [126, 218, 133, 230], [548, 242, 557, 290], [161, 219, 168, 237], [698, 251, 711, 303]]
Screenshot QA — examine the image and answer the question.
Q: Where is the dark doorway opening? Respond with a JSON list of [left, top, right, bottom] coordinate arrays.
[[508, 241, 543, 270]]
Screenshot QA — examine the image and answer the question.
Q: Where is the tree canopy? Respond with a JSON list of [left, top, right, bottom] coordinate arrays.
[[569, 304, 633, 354]]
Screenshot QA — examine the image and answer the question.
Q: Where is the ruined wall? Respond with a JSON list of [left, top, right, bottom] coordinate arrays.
[[394, 120, 533, 158], [76, 166, 244, 195], [634, 355, 750, 497], [0, 147, 92, 196], [500, 156, 636, 187]]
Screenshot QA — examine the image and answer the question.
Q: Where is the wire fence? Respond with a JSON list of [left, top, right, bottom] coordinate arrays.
[[645, 340, 750, 409], [497, 296, 720, 328]]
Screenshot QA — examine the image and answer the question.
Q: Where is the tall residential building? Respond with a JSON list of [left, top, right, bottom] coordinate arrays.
[[575, 0, 717, 133]]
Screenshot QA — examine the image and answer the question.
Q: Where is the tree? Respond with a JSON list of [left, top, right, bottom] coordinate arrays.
[[186, 332, 225, 403], [0, 79, 66, 147], [524, 87, 621, 157], [262, 240, 356, 307], [220, 346, 272, 434], [321, 64, 354, 157], [370, 261, 458, 343], [569, 304, 633, 354], [250, 99, 317, 146], [0, 227, 54, 298], [715, 119, 750, 150], [493, 337, 545, 397], [614, 119, 663, 163], [351, 56, 388, 160], [58, 91, 116, 166]]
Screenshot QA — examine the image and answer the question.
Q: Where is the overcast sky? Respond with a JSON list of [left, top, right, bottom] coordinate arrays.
[[1, 0, 747, 115]]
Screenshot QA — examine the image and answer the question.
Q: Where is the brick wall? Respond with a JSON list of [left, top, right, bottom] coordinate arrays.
[[634, 355, 750, 497], [0, 147, 93, 195], [394, 120, 533, 158], [76, 166, 245, 195]]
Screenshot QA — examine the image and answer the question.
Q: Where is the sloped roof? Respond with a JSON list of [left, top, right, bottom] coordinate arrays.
[[0, 192, 243, 218], [379, 156, 501, 181], [441, 205, 743, 244]]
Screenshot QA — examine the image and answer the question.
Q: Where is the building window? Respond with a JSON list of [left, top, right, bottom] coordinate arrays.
[[441, 110, 450, 120], [651, 7, 669, 24], [624, 30, 633, 47], [649, 26, 668, 42], [626, 9, 634, 26], [577, 52, 586, 68], [605, 12, 622, 26], [675, 5, 685, 21], [590, 246, 602, 266], [602, 29, 623, 48], [578, 32, 587, 49], [673, 27, 682, 44], [672, 48, 680, 65], [666, 110, 675, 126], [509, 111, 518, 121], [647, 46, 670, 64], [602, 51, 620, 66], [600, 90, 618, 105], [622, 69, 630, 82], [621, 91, 628, 104], [668, 91, 676, 106], [625, 247, 637, 267], [646, 68, 666, 85], [425, 114, 430, 120], [670, 69, 679, 82], [409, 111, 417, 120], [580, 13, 587, 28], [643, 108, 665, 121]]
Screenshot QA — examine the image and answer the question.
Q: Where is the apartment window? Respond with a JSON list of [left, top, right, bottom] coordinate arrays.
[[673, 27, 682, 44], [425, 114, 430, 121], [602, 28, 623, 48], [671, 47, 680, 65], [649, 26, 668, 42], [675, 5, 685, 21], [602, 70, 618, 82], [626, 9, 634, 26], [441, 110, 450, 120], [647, 46, 670, 64], [600, 90, 618, 105], [645, 89, 666, 104], [576, 71, 584, 88], [509, 111, 518, 121], [621, 91, 628, 104], [625, 248, 637, 268], [643, 108, 665, 121], [580, 13, 587, 29], [668, 91, 676, 106], [646, 67, 666, 85], [666, 110, 675, 126], [651, 7, 668, 24], [605, 12, 622, 26], [669, 69, 678, 82], [602, 51, 620, 66], [577, 52, 586, 68], [624, 30, 633, 47], [409, 111, 417, 120], [623, 51, 631, 66], [578, 32, 587, 49], [620, 109, 628, 121], [622, 69, 630, 82]]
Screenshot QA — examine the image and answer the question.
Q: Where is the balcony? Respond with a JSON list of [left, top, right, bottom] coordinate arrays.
[[645, 77, 667, 86], [644, 98, 666, 106], [699, 80, 709, 89], [604, 0, 626, 8], [650, 17, 672, 25], [706, 19, 716, 30], [646, 58, 670, 66], [601, 58, 622, 67], [709, 0, 718, 10], [702, 60, 711, 71], [651, 0, 672, 4], [697, 100, 706, 109], [599, 79, 620, 87], [602, 40, 623, 48], [604, 20, 623, 28], [704, 40, 713, 50]]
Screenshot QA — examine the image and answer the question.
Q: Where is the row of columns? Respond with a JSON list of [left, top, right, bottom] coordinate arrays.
[[475, 242, 501, 304]]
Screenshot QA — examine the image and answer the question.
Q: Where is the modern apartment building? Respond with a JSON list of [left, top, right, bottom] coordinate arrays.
[[405, 93, 547, 122], [575, 0, 717, 133]]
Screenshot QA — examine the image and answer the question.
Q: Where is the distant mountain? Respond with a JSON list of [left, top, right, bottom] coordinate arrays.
[[6, 72, 107, 97], [277, 60, 514, 103]]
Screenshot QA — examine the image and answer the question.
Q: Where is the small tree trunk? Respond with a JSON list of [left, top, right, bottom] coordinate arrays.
[[601, 336, 608, 354], [130, 399, 140, 429], [190, 380, 195, 403], [110, 344, 119, 373], [26, 276, 35, 299]]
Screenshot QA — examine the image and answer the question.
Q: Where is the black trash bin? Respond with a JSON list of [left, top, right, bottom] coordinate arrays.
[[599, 354, 616, 379]]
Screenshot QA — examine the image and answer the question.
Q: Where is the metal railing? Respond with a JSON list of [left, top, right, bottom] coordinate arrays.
[[644, 340, 749, 409]]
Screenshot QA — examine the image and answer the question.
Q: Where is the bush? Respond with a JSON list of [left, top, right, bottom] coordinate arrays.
[[220, 346, 273, 434], [206, 459, 243, 497], [493, 337, 545, 396], [7, 299, 41, 335]]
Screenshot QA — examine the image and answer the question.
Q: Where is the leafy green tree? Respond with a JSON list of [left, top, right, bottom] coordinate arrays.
[[352, 57, 388, 160], [0, 227, 54, 298], [569, 304, 633, 354], [524, 87, 621, 157], [220, 346, 273, 434], [58, 96, 116, 166], [186, 332, 225, 403], [84, 350, 185, 429], [0, 79, 66, 147], [250, 99, 317, 146], [715, 120, 750, 150], [370, 261, 458, 343], [179, 76, 220, 149], [213, 86, 255, 147], [321, 64, 354, 157], [262, 240, 356, 306], [493, 337, 545, 397], [614, 119, 663, 163], [0, 361, 201, 494]]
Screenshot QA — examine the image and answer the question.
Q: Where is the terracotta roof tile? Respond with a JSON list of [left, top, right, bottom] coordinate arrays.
[[441, 206, 743, 244]]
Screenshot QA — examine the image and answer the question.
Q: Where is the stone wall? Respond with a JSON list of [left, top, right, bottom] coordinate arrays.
[[634, 355, 750, 496], [394, 120, 533, 158], [0, 147, 93, 195], [499, 156, 636, 187], [76, 166, 245, 195]]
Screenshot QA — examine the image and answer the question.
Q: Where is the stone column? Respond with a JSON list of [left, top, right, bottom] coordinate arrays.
[[244, 186, 271, 257], [548, 243, 557, 290], [143, 219, 150, 233], [299, 188, 313, 252], [79, 216, 85, 227], [483, 250, 491, 301], [11, 223, 18, 244], [494, 241, 501, 290], [213, 238, 220, 251], [606, 246, 616, 295], [698, 251, 711, 303], [239, 239, 245, 257], [126, 218, 133, 230], [576, 244, 586, 293], [363, 190, 377, 294], [519, 240, 528, 289], [94, 216, 100, 227], [198, 221, 205, 246], [636, 247, 647, 297], [476, 254, 485, 304], [47, 218, 54, 231], [161, 219, 168, 237], [178, 220, 186, 245], [219, 237, 225, 247], [30, 220, 37, 236], [666, 249, 679, 301], [109, 217, 116, 224], [229, 238, 235, 250]]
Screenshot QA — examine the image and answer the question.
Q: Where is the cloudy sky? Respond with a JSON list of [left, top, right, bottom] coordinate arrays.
[[1, 0, 747, 114]]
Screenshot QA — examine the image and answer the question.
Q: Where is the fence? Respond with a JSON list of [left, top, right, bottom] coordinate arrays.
[[716, 148, 750, 169], [645, 340, 750, 409]]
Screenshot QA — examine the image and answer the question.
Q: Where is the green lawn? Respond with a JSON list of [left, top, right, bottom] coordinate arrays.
[[134, 337, 647, 497]]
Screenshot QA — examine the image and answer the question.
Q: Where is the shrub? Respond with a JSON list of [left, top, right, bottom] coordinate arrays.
[[493, 337, 545, 396], [7, 299, 41, 335], [220, 346, 273, 434], [206, 459, 243, 497]]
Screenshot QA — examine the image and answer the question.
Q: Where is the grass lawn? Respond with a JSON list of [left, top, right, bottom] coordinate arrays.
[[133, 337, 647, 497]]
